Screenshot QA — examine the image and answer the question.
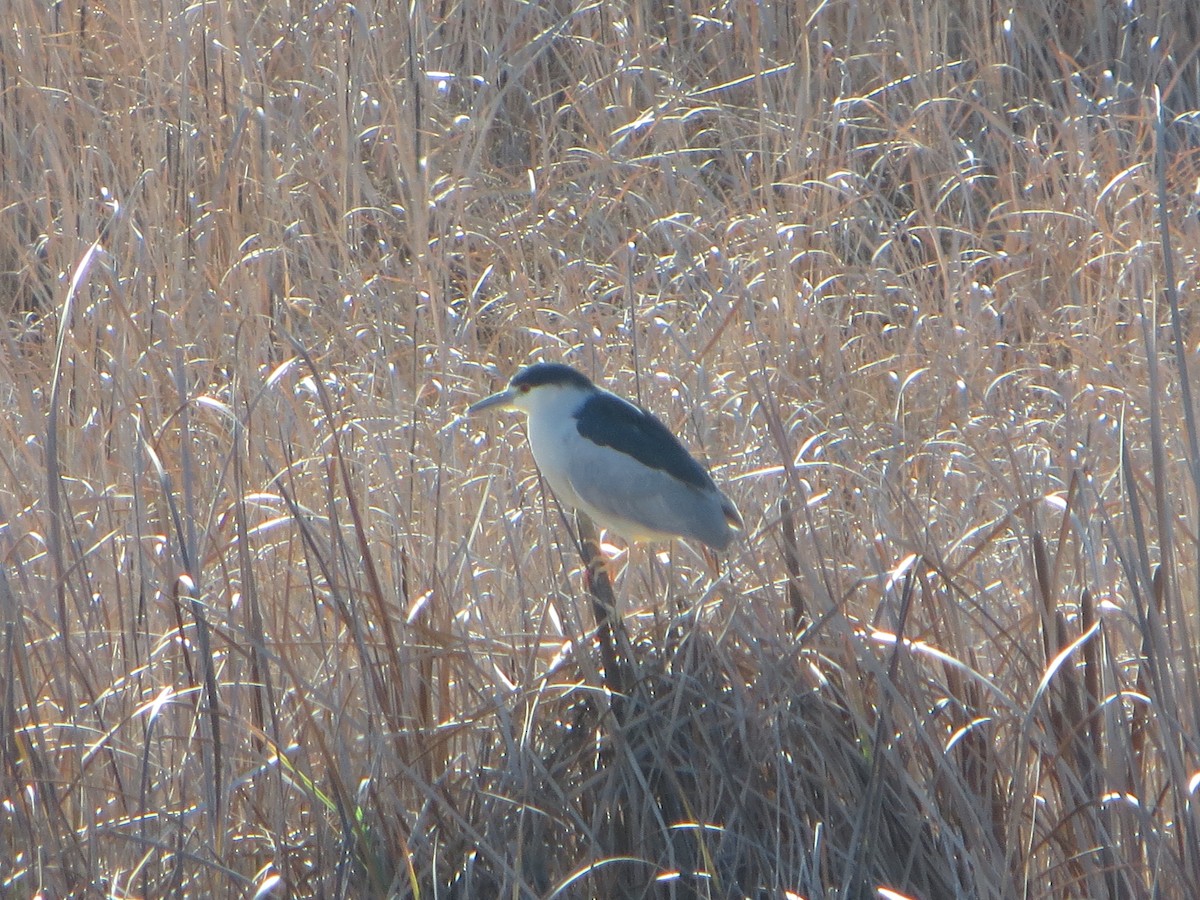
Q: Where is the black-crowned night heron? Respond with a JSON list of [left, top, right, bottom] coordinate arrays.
[[469, 363, 743, 551]]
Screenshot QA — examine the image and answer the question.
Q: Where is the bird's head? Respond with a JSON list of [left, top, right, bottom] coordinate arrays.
[[468, 363, 597, 418]]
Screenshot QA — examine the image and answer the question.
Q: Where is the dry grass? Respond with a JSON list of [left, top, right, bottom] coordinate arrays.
[[2, 0, 1200, 896]]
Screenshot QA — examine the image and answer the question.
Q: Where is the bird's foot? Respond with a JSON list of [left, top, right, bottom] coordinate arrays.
[[582, 544, 627, 592]]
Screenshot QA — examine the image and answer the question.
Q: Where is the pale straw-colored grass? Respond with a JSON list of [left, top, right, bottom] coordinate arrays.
[[2, 0, 1199, 896]]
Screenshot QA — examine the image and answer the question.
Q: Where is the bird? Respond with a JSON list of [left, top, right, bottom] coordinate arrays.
[[468, 362, 742, 551]]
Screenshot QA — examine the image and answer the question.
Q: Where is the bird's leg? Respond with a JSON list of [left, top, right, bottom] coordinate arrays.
[[582, 549, 611, 595], [575, 511, 628, 699], [577, 535, 628, 598]]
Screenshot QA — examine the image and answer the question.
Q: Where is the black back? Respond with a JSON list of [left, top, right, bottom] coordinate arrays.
[[574, 391, 714, 490]]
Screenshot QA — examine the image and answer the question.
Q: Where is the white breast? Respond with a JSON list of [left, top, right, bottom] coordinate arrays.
[[520, 386, 588, 512]]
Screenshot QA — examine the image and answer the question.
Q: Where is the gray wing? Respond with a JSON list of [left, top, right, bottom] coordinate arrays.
[[563, 437, 733, 549]]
